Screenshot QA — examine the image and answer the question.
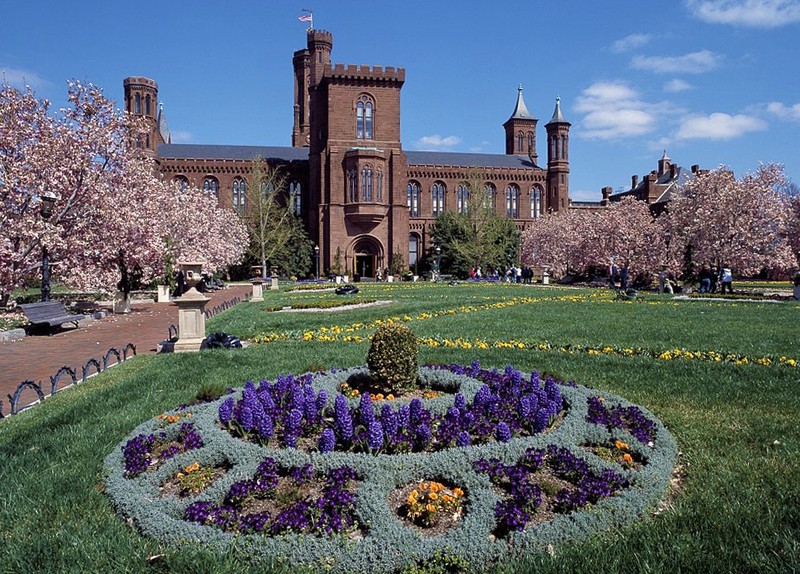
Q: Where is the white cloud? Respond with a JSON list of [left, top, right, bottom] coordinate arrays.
[[414, 134, 461, 150], [664, 79, 693, 92], [675, 112, 767, 139], [686, 0, 800, 27], [574, 81, 672, 140], [0, 66, 50, 91], [169, 130, 194, 143], [766, 101, 800, 121], [631, 50, 723, 74], [610, 33, 653, 53]]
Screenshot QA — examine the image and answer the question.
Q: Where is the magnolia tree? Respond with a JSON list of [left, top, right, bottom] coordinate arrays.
[[666, 163, 794, 276], [520, 198, 669, 280], [0, 81, 246, 300]]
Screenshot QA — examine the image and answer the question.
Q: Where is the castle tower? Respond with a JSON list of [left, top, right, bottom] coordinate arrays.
[[122, 77, 161, 157], [545, 96, 571, 212], [292, 47, 311, 147], [503, 85, 538, 163]]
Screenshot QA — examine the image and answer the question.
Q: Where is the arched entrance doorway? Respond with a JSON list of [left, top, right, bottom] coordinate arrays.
[[351, 236, 384, 280]]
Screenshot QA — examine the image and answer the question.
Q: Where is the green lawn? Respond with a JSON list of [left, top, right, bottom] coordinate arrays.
[[1, 283, 798, 573]]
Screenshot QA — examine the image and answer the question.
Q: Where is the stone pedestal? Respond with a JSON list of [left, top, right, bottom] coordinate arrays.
[[270, 276, 279, 290], [173, 262, 210, 353], [542, 272, 550, 285], [157, 285, 172, 303], [251, 277, 264, 302], [113, 291, 131, 313]]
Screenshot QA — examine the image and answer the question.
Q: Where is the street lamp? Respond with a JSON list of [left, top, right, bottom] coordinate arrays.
[[314, 245, 320, 280], [39, 191, 58, 302], [435, 245, 441, 280]]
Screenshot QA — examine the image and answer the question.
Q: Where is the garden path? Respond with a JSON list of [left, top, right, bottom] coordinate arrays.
[[0, 283, 252, 415]]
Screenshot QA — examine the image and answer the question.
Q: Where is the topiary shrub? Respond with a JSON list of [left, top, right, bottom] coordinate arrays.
[[367, 322, 419, 394]]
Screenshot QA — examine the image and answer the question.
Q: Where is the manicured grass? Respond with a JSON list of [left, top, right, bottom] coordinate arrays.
[[1, 283, 798, 573]]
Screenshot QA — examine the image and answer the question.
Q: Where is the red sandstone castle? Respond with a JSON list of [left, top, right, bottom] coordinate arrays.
[[123, 29, 571, 278]]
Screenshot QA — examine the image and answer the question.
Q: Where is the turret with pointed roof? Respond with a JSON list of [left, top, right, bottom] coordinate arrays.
[[503, 85, 538, 163], [545, 96, 571, 212]]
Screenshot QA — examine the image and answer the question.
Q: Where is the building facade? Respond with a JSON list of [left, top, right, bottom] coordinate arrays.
[[124, 29, 571, 278]]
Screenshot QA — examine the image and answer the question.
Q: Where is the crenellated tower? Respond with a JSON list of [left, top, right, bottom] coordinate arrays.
[[123, 77, 164, 157], [503, 85, 538, 164], [545, 96, 570, 212]]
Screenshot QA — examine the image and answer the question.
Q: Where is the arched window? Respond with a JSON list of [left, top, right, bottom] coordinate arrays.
[[482, 184, 495, 211], [527, 133, 534, 154], [173, 175, 188, 192], [290, 182, 302, 215], [407, 181, 420, 217], [457, 184, 470, 214], [409, 235, 419, 268], [517, 131, 524, 151], [376, 169, 384, 202], [203, 176, 219, 196], [356, 95, 374, 139], [134, 93, 141, 114], [348, 169, 358, 202], [145, 95, 151, 116], [232, 178, 246, 212], [560, 135, 567, 159], [530, 186, 542, 218], [361, 166, 373, 201], [432, 182, 445, 216], [506, 185, 519, 218]]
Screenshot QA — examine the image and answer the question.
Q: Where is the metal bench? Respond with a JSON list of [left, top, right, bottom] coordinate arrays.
[[20, 302, 88, 333]]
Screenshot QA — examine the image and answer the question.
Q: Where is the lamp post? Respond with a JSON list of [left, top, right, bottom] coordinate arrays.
[[314, 245, 320, 280], [434, 245, 441, 280], [39, 191, 58, 302]]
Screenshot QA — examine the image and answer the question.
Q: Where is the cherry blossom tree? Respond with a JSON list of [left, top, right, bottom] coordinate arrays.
[[521, 197, 670, 281], [1, 81, 247, 303], [666, 163, 794, 276]]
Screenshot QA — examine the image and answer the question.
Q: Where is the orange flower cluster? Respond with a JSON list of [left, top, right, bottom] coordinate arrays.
[[405, 480, 464, 527], [614, 440, 635, 467], [157, 411, 192, 426]]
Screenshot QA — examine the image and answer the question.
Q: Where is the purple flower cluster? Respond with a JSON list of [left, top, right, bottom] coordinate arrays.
[[586, 397, 657, 444], [184, 458, 360, 536], [474, 445, 630, 535], [219, 375, 328, 447], [220, 363, 564, 455], [122, 422, 204, 478]]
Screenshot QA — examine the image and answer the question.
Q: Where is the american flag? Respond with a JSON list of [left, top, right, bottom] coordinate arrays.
[[298, 13, 312, 22]]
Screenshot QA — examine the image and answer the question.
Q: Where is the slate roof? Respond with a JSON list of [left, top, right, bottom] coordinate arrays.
[[158, 144, 543, 170], [158, 144, 309, 162], [406, 151, 540, 170]]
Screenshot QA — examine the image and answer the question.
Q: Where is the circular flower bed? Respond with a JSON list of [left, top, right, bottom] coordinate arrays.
[[104, 362, 677, 573]]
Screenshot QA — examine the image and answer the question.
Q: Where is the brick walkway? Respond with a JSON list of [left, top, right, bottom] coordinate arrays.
[[0, 284, 252, 415]]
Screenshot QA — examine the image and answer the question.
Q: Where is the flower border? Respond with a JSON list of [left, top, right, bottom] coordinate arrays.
[[103, 364, 677, 573]]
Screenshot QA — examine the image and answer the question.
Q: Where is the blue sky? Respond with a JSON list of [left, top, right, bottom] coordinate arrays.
[[2, 0, 799, 201]]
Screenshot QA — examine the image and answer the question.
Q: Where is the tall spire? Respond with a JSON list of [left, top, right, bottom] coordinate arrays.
[[548, 95, 566, 123], [509, 84, 533, 120]]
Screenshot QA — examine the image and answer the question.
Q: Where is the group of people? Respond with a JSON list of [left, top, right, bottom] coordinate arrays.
[[698, 266, 733, 294]]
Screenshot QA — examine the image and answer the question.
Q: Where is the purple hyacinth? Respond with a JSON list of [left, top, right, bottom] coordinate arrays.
[[218, 397, 234, 425], [367, 420, 384, 451], [240, 405, 254, 431], [334, 395, 354, 442], [409, 398, 423, 424], [456, 430, 471, 447], [533, 408, 550, 433], [496, 422, 512, 442], [380, 405, 398, 439], [413, 423, 431, 449], [359, 392, 374, 425], [257, 414, 274, 441], [454, 393, 466, 411], [319, 428, 336, 453]]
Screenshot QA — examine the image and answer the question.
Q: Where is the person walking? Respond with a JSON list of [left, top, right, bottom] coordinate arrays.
[[719, 267, 733, 294]]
